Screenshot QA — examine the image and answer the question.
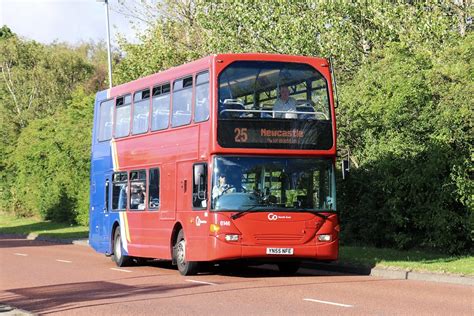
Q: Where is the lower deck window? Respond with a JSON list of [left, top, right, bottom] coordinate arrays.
[[130, 170, 146, 210], [112, 172, 128, 210], [148, 168, 160, 209]]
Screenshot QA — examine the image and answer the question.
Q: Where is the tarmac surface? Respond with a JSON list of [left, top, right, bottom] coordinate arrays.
[[13, 233, 474, 286], [0, 235, 474, 316]]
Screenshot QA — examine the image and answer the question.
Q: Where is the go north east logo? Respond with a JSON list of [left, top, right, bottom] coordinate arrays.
[[267, 213, 291, 221]]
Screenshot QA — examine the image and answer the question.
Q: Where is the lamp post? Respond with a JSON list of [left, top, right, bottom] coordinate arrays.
[[97, 0, 113, 89]]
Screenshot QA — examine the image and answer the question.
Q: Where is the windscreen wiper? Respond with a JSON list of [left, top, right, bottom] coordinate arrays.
[[283, 208, 337, 220], [231, 208, 335, 221], [310, 210, 338, 220], [230, 205, 265, 220]]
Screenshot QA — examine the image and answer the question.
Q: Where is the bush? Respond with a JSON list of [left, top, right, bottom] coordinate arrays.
[[10, 90, 93, 225], [338, 36, 473, 254]]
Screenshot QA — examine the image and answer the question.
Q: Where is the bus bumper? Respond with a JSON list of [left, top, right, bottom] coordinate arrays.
[[206, 236, 338, 262]]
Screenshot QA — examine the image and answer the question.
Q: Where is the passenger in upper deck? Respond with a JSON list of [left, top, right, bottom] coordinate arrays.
[[273, 85, 297, 119]]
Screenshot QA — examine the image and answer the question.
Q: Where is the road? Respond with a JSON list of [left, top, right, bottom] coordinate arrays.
[[1, 237, 472, 315]]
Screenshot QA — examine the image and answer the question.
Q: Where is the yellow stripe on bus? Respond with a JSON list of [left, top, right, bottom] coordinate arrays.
[[123, 212, 131, 243], [111, 140, 120, 171]]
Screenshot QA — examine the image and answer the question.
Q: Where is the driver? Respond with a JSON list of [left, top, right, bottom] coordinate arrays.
[[212, 174, 234, 199]]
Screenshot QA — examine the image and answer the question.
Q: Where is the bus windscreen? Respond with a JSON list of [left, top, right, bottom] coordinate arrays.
[[211, 156, 336, 212]]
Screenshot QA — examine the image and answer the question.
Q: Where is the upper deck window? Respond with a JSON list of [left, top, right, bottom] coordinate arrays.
[[194, 71, 210, 123], [151, 83, 170, 131], [114, 94, 132, 138], [98, 99, 114, 141], [172, 76, 193, 127], [132, 89, 150, 135], [217, 61, 333, 150], [218, 61, 330, 120]]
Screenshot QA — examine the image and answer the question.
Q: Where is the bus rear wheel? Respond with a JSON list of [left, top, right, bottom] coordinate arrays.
[[112, 228, 131, 267], [174, 230, 199, 276]]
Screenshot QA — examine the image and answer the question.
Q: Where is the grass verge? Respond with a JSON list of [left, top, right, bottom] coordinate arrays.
[[0, 213, 88, 239], [339, 245, 473, 276], [0, 213, 472, 276]]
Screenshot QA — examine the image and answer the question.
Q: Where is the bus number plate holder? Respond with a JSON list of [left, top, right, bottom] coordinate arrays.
[[266, 248, 294, 255]]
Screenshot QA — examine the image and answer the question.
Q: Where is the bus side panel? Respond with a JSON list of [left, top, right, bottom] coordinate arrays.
[[89, 170, 111, 253], [126, 211, 172, 259], [89, 90, 114, 254]]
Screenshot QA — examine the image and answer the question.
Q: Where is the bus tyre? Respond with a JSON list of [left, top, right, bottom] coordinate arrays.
[[277, 261, 301, 275], [112, 228, 131, 267], [175, 230, 199, 276]]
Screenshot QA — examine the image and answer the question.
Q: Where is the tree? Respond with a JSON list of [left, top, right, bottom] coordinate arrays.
[[10, 90, 94, 224], [338, 35, 473, 254], [0, 25, 14, 39], [0, 38, 95, 132], [197, 1, 471, 81], [0, 35, 101, 219], [113, 0, 205, 83]]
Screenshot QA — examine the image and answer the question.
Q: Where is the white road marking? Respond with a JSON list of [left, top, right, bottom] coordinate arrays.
[[14, 253, 28, 256], [110, 268, 133, 273], [185, 279, 217, 286], [56, 259, 72, 263], [303, 298, 353, 308]]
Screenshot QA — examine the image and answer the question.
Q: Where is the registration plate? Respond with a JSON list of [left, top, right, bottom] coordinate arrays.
[[266, 248, 294, 255]]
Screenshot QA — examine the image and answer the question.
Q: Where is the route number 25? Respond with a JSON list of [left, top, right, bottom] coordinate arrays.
[[234, 128, 248, 143]]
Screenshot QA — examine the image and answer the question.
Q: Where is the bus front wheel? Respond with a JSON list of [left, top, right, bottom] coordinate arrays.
[[174, 229, 199, 276], [112, 228, 131, 267]]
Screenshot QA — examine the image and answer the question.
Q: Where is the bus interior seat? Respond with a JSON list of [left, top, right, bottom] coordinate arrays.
[[296, 101, 316, 119], [260, 105, 273, 118], [220, 99, 244, 118]]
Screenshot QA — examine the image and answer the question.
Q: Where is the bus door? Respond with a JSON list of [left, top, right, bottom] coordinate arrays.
[[160, 162, 176, 220], [89, 173, 112, 253], [176, 161, 193, 213]]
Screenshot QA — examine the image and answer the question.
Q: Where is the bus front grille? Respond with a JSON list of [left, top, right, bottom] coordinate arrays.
[[253, 234, 303, 242]]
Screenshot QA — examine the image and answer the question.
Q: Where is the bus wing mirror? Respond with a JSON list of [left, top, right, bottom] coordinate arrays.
[[342, 159, 350, 180]]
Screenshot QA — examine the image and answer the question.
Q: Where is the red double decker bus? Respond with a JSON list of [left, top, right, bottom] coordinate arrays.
[[89, 53, 339, 275]]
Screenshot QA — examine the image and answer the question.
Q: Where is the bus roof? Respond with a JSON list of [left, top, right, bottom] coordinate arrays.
[[99, 53, 329, 99]]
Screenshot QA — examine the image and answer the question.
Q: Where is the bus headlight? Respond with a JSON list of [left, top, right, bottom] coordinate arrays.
[[225, 234, 239, 242], [318, 234, 331, 242]]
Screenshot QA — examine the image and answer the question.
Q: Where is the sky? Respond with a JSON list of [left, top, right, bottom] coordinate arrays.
[[0, 0, 145, 45]]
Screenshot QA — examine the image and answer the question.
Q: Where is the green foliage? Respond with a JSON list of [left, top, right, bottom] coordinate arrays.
[[0, 38, 94, 131], [196, 1, 469, 81], [0, 213, 88, 239], [0, 36, 105, 224], [340, 246, 474, 276], [10, 90, 93, 224], [116, 1, 470, 84], [0, 25, 14, 39], [114, 0, 205, 84], [338, 35, 473, 254]]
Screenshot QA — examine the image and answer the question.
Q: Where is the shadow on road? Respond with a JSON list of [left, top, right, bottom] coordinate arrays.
[[143, 259, 362, 278], [0, 237, 62, 249], [0, 280, 203, 314]]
